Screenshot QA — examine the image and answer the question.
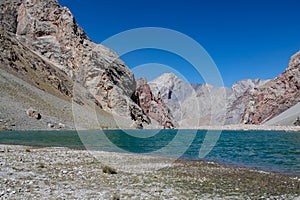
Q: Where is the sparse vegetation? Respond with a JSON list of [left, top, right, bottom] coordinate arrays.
[[0, 127, 11, 131], [0, 144, 299, 199], [102, 165, 117, 174]]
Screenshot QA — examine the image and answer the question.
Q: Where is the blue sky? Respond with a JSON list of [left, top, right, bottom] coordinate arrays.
[[59, 0, 300, 87]]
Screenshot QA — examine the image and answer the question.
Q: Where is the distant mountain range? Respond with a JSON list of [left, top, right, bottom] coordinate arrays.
[[0, 0, 299, 130], [148, 73, 268, 128]]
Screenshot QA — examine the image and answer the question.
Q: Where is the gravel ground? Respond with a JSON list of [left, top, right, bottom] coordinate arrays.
[[0, 144, 299, 199]]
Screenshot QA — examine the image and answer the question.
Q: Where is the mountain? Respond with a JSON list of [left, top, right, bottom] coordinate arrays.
[[0, 28, 132, 130], [134, 78, 175, 128], [264, 102, 300, 126], [149, 50, 300, 127], [1, 0, 299, 130], [242, 51, 300, 124], [149, 73, 194, 124], [0, 0, 151, 129], [149, 73, 266, 127], [225, 79, 268, 124]]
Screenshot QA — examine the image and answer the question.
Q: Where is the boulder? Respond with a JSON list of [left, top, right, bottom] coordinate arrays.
[[47, 123, 54, 128], [26, 108, 41, 120], [294, 117, 300, 126], [58, 122, 65, 129]]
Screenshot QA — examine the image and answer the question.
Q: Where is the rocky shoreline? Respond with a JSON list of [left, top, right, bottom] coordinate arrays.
[[0, 144, 299, 199], [195, 125, 300, 132], [1, 125, 300, 132]]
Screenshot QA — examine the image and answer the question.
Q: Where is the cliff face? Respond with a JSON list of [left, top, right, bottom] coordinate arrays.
[[225, 79, 267, 124], [0, 0, 22, 33], [135, 78, 174, 129], [149, 73, 265, 127], [149, 73, 194, 124], [242, 51, 300, 124], [0, 0, 150, 128], [0, 24, 77, 98]]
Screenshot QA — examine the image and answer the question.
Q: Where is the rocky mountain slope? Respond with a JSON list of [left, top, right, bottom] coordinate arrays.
[[1, 0, 299, 130], [135, 78, 175, 128], [0, 27, 134, 130], [149, 73, 194, 124], [226, 79, 268, 124], [0, 0, 156, 129], [149, 73, 266, 128], [264, 102, 300, 126], [242, 51, 300, 124], [149, 50, 300, 127]]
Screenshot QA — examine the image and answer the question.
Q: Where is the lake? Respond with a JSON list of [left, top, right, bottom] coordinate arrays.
[[0, 129, 299, 175]]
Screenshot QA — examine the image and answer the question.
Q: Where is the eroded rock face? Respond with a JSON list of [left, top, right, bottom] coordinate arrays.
[[1, 0, 149, 127], [242, 51, 300, 124], [149, 73, 266, 127], [0, 28, 73, 98], [135, 78, 174, 129], [0, 0, 22, 33], [225, 79, 268, 124], [149, 73, 194, 124]]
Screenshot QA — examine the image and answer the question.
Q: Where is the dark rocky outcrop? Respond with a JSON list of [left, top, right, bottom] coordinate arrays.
[[135, 78, 174, 129]]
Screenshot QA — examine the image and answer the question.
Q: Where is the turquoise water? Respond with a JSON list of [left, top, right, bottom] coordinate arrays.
[[0, 130, 299, 175]]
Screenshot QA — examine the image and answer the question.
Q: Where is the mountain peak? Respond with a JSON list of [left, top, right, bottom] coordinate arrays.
[[152, 73, 180, 81]]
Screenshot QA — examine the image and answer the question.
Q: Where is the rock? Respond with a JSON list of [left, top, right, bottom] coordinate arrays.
[[0, 0, 22, 33], [26, 108, 41, 120], [47, 123, 54, 128], [102, 165, 117, 174], [242, 51, 300, 124], [149, 73, 265, 127], [135, 78, 175, 128], [58, 122, 65, 128], [225, 79, 268, 124], [163, 120, 174, 129], [129, 104, 150, 129], [0, 0, 149, 127], [293, 117, 300, 126], [0, 28, 74, 98]]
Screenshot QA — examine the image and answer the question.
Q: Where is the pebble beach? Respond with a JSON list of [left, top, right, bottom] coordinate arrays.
[[0, 144, 299, 199]]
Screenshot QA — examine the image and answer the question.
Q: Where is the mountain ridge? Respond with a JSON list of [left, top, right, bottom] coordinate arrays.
[[149, 72, 267, 127], [0, 0, 299, 130]]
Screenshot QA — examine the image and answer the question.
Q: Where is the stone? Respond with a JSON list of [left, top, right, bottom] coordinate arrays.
[[293, 117, 300, 126], [26, 108, 41, 120], [47, 123, 54, 128], [58, 122, 65, 129]]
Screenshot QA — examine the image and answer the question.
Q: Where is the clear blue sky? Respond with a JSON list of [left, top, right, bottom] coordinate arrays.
[[59, 0, 300, 87]]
